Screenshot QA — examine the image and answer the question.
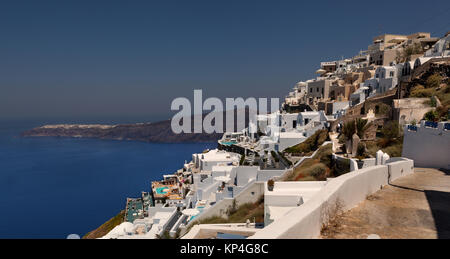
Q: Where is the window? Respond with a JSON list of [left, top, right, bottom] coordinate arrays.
[[310, 88, 312, 93], [390, 71, 394, 77], [316, 88, 319, 92]]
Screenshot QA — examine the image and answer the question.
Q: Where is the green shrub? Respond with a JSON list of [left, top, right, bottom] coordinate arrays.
[[285, 129, 328, 155], [382, 121, 400, 141], [315, 144, 333, 168], [382, 142, 403, 157], [436, 105, 449, 121], [410, 85, 435, 98], [331, 158, 350, 177], [426, 74, 442, 89], [306, 163, 327, 179], [357, 143, 366, 157], [423, 110, 439, 122], [374, 103, 391, 116]]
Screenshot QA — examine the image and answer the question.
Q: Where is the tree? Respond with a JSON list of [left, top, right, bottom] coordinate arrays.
[[355, 118, 369, 139], [342, 121, 355, 141], [382, 121, 400, 141]]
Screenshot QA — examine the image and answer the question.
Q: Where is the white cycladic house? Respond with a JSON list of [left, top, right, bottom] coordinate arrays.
[[192, 149, 240, 171], [280, 113, 299, 131], [297, 111, 327, 127], [424, 33, 450, 58], [101, 207, 178, 239]]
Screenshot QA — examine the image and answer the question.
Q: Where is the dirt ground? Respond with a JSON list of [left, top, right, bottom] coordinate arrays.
[[321, 168, 450, 239]]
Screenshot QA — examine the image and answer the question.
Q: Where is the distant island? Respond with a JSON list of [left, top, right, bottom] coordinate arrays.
[[21, 120, 222, 143], [22, 109, 251, 143]]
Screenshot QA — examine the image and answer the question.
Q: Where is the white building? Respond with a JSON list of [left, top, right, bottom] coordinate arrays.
[[297, 111, 328, 136], [376, 65, 399, 93], [101, 207, 178, 239], [280, 112, 299, 131], [192, 149, 240, 171], [284, 82, 308, 106], [360, 64, 402, 101], [424, 33, 450, 58]]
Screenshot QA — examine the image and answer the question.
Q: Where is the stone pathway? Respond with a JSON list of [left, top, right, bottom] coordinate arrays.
[[321, 168, 450, 239]]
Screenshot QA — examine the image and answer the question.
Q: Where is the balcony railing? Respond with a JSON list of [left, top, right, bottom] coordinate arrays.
[[444, 123, 450, 131], [407, 125, 418, 132], [424, 121, 438, 128]]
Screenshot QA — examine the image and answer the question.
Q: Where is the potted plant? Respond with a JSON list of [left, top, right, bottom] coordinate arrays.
[[267, 179, 275, 191]]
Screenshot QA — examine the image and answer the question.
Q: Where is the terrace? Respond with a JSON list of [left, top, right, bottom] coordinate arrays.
[[152, 180, 183, 200], [125, 198, 144, 223]]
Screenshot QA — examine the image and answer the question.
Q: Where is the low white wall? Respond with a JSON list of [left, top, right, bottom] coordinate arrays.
[[273, 181, 326, 189], [250, 165, 392, 239], [361, 158, 376, 168], [182, 223, 260, 239], [264, 182, 327, 218], [387, 158, 414, 182]]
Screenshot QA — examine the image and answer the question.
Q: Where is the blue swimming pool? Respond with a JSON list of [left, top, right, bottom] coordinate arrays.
[[189, 206, 205, 221], [156, 187, 169, 194], [220, 141, 237, 146]]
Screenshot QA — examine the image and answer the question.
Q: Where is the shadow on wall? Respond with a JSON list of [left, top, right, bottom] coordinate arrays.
[[425, 190, 450, 239]]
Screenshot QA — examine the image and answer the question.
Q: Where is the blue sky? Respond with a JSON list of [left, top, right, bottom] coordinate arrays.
[[1, 0, 449, 121]]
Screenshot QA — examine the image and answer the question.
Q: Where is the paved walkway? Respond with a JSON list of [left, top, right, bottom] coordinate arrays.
[[321, 168, 450, 239]]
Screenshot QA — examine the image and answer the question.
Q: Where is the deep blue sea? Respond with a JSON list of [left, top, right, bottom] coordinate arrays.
[[0, 118, 216, 238]]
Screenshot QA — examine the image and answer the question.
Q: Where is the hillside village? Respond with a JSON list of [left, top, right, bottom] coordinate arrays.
[[86, 31, 450, 239]]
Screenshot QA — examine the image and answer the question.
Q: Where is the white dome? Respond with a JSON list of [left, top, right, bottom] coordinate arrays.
[[316, 69, 326, 74], [122, 222, 135, 233], [103, 222, 135, 238]]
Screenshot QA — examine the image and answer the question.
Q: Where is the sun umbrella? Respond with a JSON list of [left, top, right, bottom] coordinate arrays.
[[214, 176, 231, 183], [182, 209, 200, 216]]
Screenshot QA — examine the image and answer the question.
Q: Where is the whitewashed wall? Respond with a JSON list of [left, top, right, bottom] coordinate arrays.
[[249, 160, 413, 239], [402, 121, 450, 169]]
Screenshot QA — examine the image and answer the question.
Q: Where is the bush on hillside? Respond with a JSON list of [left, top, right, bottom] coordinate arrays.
[[284, 129, 328, 155], [436, 105, 449, 121], [426, 74, 442, 89], [423, 110, 439, 122], [315, 144, 333, 168], [305, 163, 328, 180], [378, 121, 400, 148]]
